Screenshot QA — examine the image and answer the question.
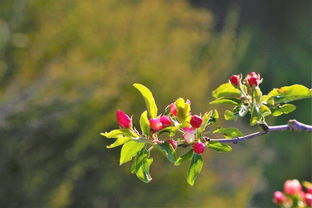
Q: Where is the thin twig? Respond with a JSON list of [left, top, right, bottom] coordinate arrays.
[[203, 120, 312, 144]]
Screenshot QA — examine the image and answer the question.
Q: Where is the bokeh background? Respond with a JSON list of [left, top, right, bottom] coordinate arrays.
[[0, 0, 311, 207]]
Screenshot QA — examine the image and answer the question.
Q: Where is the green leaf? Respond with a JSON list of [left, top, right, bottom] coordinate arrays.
[[133, 83, 158, 118], [209, 98, 240, 105], [131, 149, 153, 183], [155, 142, 177, 163], [120, 141, 145, 165], [186, 153, 203, 186], [175, 149, 193, 166], [207, 142, 232, 152], [101, 129, 137, 139], [224, 110, 237, 121], [250, 105, 261, 126], [208, 109, 219, 125], [139, 111, 150, 136], [106, 137, 132, 148], [198, 111, 213, 135], [213, 128, 243, 138], [175, 98, 191, 122], [158, 126, 178, 137], [212, 83, 241, 98], [272, 104, 296, 116], [265, 84, 312, 104], [260, 105, 271, 117]]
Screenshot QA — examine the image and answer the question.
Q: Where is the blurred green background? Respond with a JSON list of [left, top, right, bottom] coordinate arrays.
[[0, 0, 310, 207]]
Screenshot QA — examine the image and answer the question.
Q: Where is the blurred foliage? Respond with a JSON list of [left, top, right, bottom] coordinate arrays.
[[0, 0, 310, 207]]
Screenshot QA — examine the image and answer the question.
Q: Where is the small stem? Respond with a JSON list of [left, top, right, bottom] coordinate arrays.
[[206, 120, 312, 144]]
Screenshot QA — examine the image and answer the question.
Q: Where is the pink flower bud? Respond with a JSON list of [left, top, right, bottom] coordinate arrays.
[[246, 72, 261, 87], [284, 179, 302, 195], [190, 115, 203, 128], [229, 75, 240, 86], [304, 193, 312, 207], [116, 110, 131, 128], [307, 187, 312, 194], [160, 116, 172, 127], [193, 142, 205, 154], [169, 103, 177, 116], [273, 191, 285, 205], [166, 139, 177, 150], [149, 118, 163, 132], [183, 126, 196, 143]]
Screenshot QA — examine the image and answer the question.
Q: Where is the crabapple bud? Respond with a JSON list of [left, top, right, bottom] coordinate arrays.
[[193, 142, 205, 154], [116, 110, 131, 128], [160, 115, 172, 127], [304, 193, 312, 207], [149, 118, 163, 132], [246, 72, 261, 87], [273, 191, 285, 205], [284, 179, 302, 195], [190, 115, 203, 128], [229, 75, 240, 86]]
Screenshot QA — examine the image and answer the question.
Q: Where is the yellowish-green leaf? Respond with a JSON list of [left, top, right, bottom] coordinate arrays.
[[133, 83, 158, 118], [210, 98, 240, 105], [186, 153, 203, 186], [106, 137, 132, 148], [212, 83, 241, 98], [175, 98, 191, 122], [155, 142, 177, 163], [131, 149, 153, 183], [158, 126, 178, 137], [213, 128, 243, 138], [139, 111, 150, 136], [207, 142, 232, 152], [101, 129, 137, 139], [175, 149, 193, 166], [272, 104, 296, 116], [198, 111, 212, 135], [250, 106, 261, 126], [265, 84, 312, 104], [224, 110, 237, 121], [120, 141, 145, 165], [260, 105, 271, 117]]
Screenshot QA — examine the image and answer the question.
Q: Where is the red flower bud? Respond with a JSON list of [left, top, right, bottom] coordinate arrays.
[[169, 103, 177, 116], [160, 116, 172, 127], [273, 191, 285, 205], [284, 179, 302, 195], [229, 75, 240, 86], [149, 118, 163, 132], [304, 193, 312, 207], [246, 72, 261, 87], [193, 142, 205, 154], [116, 110, 131, 128], [190, 115, 203, 128], [307, 187, 312, 194], [166, 139, 177, 150]]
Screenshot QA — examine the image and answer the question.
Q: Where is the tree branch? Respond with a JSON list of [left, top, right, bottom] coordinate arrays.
[[204, 120, 312, 144]]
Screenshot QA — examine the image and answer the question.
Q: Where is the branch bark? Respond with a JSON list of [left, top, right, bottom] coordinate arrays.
[[204, 120, 312, 144]]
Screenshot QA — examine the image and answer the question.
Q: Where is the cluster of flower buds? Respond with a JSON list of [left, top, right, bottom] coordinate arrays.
[[115, 100, 207, 154], [229, 72, 262, 87], [273, 179, 312, 207]]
